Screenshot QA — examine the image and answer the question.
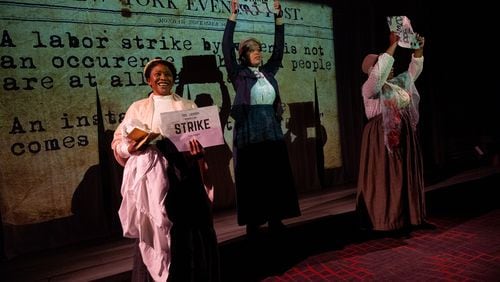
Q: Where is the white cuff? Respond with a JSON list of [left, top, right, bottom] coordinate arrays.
[[117, 142, 131, 159]]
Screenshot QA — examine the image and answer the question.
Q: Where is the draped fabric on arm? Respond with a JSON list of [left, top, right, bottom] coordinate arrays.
[[380, 55, 423, 151], [362, 53, 423, 152], [118, 146, 172, 281], [361, 53, 394, 119], [113, 93, 201, 281]]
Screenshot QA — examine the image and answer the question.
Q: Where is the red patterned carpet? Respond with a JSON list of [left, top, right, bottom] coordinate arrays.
[[2, 170, 498, 281], [220, 174, 500, 281], [262, 209, 500, 281]]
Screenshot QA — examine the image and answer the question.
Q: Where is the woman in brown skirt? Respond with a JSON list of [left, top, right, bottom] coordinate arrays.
[[356, 31, 431, 234]]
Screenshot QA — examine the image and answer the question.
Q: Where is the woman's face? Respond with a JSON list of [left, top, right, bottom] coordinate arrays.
[[147, 64, 174, 96], [245, 41, 262, 67], [247, 50, 261, 67]]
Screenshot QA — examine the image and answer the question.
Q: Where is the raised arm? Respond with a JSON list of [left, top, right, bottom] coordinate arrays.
[[222, 0, 239, 85], [408, 33, 425, 80], [263, 0, 285, 74], [361, 33, 398, 99], [274, 0, 283, 25], [385, 32, 399, 57], [413, 33, 424, 58]]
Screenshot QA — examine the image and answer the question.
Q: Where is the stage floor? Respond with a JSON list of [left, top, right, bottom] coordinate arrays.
[[2, 165, 499, 281]]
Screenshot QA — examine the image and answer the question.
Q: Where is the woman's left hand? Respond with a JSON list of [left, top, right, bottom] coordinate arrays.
[[416, 33, 425, 49], [188, 139, 205, 159], [274, 0, 282, 14]]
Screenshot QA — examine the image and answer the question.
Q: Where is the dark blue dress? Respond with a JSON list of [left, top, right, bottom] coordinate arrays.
[[222, 19, 301, 226]]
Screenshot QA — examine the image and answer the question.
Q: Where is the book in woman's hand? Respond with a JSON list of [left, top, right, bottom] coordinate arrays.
[[127, 127, 160, 150]]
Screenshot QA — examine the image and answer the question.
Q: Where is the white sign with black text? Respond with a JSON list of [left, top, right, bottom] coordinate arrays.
[[160, 105, 224, 152]]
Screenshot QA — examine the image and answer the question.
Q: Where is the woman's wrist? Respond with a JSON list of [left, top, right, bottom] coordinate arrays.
[[274, 9, 283, 18]]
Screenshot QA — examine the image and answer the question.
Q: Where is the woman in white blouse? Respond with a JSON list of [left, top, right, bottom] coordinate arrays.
[[112, 58, 219, 281], [356, 32, 432, 235]]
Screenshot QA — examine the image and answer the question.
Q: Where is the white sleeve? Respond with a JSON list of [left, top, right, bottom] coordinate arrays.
[[362, 53, 394, 99], [117, 142, 131, 159], [408, 54, 424, 81]]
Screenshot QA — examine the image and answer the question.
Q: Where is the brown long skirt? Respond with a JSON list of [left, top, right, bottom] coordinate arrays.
[[356, 112, 426, 231]]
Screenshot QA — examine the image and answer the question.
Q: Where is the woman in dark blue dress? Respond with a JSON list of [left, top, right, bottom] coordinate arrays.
[[222, 0, 301, 235]]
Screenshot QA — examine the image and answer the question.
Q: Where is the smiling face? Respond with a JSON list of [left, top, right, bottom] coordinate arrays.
[[147, 63, 174, 96]]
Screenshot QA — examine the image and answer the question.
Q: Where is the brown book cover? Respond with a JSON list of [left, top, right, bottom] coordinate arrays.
[[127, 127, 160, 150]]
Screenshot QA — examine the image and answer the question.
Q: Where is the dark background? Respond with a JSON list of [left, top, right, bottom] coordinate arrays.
[[331, 0, 498, 186]]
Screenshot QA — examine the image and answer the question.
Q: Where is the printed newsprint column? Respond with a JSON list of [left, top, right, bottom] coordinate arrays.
[[160, 105, 224, 152]]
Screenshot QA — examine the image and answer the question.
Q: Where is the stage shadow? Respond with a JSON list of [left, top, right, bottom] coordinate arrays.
[[219, 212, 361, 282], [219, 172, 500, 282]]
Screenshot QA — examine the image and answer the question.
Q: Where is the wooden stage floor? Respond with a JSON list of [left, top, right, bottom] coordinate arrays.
[[1, 165, 499, 281]]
